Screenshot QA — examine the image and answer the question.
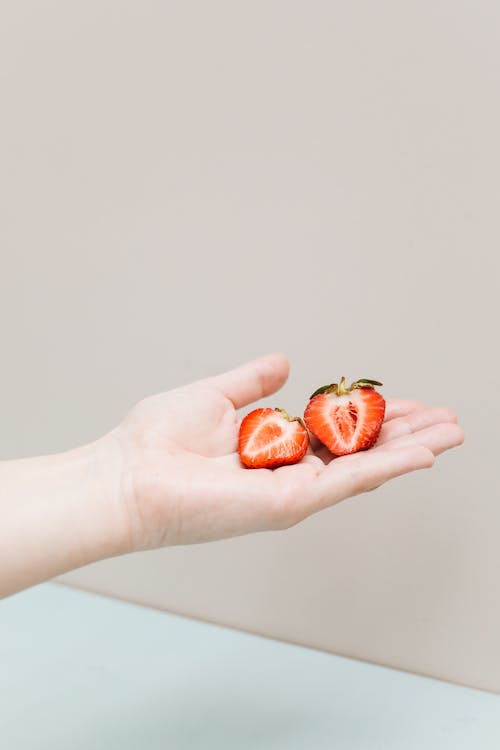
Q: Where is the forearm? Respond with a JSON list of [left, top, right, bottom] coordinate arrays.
[[0, 438, 128, 598]]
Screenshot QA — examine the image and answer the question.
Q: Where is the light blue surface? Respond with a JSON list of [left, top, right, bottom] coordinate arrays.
[[1, 583, 499, 749]]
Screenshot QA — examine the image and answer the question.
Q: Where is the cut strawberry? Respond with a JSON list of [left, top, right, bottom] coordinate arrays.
[[304, 377, 385, 456], [238, 408, 309, 469]]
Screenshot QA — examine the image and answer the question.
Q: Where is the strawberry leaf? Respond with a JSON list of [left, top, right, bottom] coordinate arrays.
[[310, 383, 337, 399]]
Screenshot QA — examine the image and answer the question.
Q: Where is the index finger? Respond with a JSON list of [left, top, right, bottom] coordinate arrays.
[[383, 398, 425, 422]]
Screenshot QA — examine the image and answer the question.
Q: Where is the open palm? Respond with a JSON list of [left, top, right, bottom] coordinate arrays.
[[111, 354, 464, 552]]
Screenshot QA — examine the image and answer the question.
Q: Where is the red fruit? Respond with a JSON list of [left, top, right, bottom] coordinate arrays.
[[238, 408, 309, 469], [304, 377, 385, 456]]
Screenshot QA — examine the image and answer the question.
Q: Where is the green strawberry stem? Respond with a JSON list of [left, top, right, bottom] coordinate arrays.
[[274, 408, 306, 429], [310, 378, 383, 399]]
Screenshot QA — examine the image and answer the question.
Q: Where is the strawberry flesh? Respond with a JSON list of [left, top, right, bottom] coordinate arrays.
[[304, 386, 385, 456], [238, 408, 309, 469]]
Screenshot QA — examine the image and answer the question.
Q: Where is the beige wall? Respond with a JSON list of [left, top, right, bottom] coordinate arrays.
[[1, 1, 498, 692]]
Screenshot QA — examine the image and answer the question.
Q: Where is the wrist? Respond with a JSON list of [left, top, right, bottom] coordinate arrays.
[[0, 435, 131, 597], [87, 430, 135, 558]]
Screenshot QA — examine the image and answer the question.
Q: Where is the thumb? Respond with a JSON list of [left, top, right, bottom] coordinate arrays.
[[202, 353, 290, 409]]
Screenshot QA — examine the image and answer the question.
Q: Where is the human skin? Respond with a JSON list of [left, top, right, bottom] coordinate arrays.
[[0, 354, 464, 598]]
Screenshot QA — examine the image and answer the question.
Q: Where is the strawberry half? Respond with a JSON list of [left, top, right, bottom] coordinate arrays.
[[238, 408, 309, 469], [304, 377, 385, 456]]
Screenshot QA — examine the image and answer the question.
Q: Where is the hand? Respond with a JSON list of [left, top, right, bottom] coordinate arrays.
[[106, 354, 464, 552]]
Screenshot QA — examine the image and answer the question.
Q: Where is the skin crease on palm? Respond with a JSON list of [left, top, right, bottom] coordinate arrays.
[[107, 353, 465, 551]]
